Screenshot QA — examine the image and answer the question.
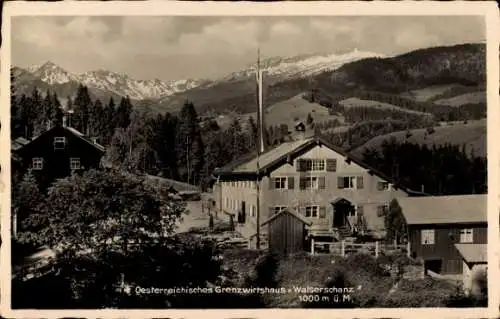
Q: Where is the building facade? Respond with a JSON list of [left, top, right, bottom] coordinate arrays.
[[12, 121, 105, 187], [399, 195, 487, 275], [213, 133, 419, 242]]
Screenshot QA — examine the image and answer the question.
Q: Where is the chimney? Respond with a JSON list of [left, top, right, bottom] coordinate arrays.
[[421, 184, 425, 193], [91, 137, 98, 144], [62, 115, 67, 127]]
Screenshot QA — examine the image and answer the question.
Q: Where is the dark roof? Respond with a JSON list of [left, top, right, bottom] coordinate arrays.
[[214, 135, 424, 195], [260, 207, 312, 227], [455, 244, 487, 264], [398, 194, 487, 225], [12, 137, 30, 151], [249, 208, 312, 239], [13, 126, 105, 153], [145, 175, 200, 193]]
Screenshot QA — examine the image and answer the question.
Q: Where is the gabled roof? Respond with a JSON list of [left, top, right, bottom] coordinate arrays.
[[260, 208, 312, 227], [145, 174, 200, 193], [455, 244, 487, 264], [214, 135, 423, 195], [398, 194, 487, 225], [13, 125, 105, 153]]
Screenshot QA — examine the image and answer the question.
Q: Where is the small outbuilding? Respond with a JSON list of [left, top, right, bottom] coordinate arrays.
[[259, 208, 312, 256]]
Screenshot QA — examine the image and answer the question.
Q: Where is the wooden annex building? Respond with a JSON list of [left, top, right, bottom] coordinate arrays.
[[252, 208, 312, 256]]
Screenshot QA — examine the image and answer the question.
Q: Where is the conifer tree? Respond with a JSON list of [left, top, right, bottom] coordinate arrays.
[[175, 100, 204, 185], [116, 96, 133, 129], [73, 85, 92, 133]]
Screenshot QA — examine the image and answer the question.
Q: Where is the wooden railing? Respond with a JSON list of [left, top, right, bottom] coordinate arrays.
[[311, 239, 410, 258]]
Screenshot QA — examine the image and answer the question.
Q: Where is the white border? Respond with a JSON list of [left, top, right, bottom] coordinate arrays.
[[1, 1, 499, 318]]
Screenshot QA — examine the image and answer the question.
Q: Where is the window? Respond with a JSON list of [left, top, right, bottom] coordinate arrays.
[[297, 159, 327, 172], [274, 177, 288, 189], [305, 205, 319, 218], [304, 159, 325, 171], [377, 181, 390, 191], [32, 158, 43, 170], [421, 229, 435, 245], [300, 176, 326, 190], [53, 137, 66, 150], [460, 229, 473, 243], [250, 205, 256, 217], [377, 205, 390, 217], [338, 176, 363, 189], [70, 158, 81, 170], [273, 206, 286, 215]]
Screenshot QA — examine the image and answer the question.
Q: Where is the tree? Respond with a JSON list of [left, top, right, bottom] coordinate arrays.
[[151, 113, 179, 179], [89, 99, 107, 139], [176, 100, 205, 185], [105, 109, 157, 173], [13, 169, 231, 309], [103, 97, 117, 145], [20, 169, 186, 255], [73, 85, 92, 133], [116, 96, 133, 129], [51, 92, 64, 127], [12, 171, 43, 241], [384, 199, 408, 244]]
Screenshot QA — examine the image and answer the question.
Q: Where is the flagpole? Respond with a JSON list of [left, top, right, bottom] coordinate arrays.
[[255, 47, 261, 250]]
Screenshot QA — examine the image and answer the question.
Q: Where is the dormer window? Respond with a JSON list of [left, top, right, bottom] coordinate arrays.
[[32, 158, 43, 170], [54, 137, 66, 150], [70, 158, 81, 170], [377, 181, 391, 191]]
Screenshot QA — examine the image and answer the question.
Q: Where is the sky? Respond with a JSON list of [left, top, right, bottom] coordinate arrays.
[[11, 16, 485, 81]]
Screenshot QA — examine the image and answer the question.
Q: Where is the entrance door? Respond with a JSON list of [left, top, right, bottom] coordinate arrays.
[[239, 201, 246, 224], [332, 200, 353, 228]]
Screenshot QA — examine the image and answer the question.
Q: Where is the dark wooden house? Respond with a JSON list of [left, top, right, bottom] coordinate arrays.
[[399, 194, 487, 276], [12, 121, 105, 187], [258, 208, 312, 256]]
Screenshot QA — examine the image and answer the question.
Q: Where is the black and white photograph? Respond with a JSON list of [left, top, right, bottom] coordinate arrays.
[[1, 2, 499, 317]]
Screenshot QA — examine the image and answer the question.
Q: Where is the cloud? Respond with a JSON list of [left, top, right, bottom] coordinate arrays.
[[11, 15, 485, 81]]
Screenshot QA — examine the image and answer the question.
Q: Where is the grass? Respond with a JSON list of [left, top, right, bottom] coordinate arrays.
[[434, 91, 486, 107], [339, 97, 432, 116], [350, 119, 486, 159], [258, 94, 345, 129], [400, 84, 460, 102]]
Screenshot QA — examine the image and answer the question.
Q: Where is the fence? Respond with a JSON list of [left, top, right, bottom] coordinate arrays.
[[311, 239, 410, 258]]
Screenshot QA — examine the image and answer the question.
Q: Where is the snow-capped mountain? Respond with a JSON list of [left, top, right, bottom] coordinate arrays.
[[79, 69, 207, 100], [17, 49, 384, 104], [29, 61, 80, 85], [22, 62, 209, 100], [222, 49, 385, 82]]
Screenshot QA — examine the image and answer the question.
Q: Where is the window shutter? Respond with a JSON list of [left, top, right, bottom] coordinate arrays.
[[357, 205, 364, 216], [356, 176, 364, 189], [288, 176, 294, 189], [376, 206, 385, 217], [269, 178, 274, 190], [319, 206, 326, 218], [296, 159, 305, 172], [337, 177, 344, 189], [299, 178, 306, 190], [326, 159, 337, 172], [319, 176, 326, 189]]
